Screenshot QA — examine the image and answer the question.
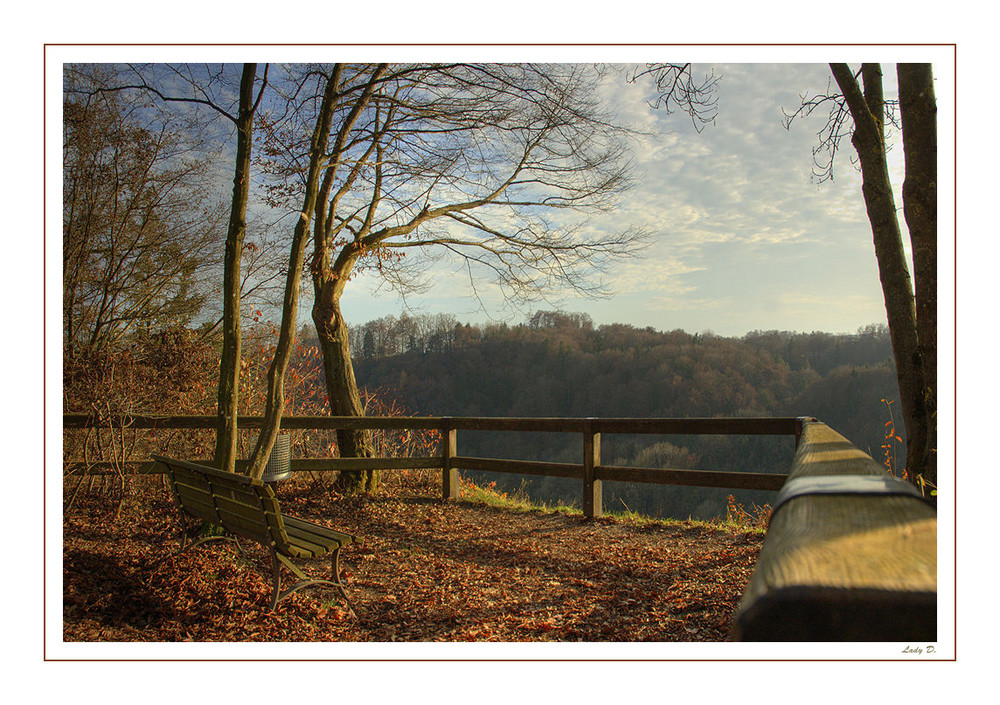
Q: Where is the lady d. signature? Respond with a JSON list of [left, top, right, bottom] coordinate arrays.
[[902, 645, 936, 655]]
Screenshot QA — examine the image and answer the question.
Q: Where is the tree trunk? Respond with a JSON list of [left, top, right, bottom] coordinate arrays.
[[830, 63, 928, 483], [303, 65, 389, 494], [312, 287, 379, 493], [214, 63, 257, 472], [246, 69, 340, 480], [897, 63, 937, 490]]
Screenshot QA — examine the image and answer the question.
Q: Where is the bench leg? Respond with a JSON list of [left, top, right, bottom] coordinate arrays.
[[267, 548, 355, 613]]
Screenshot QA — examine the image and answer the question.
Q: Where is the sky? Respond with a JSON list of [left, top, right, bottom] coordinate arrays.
[[335, 59, 939, 337], [47, 48, 955, 340]]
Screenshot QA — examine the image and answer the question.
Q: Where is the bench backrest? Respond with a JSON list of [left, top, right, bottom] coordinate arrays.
[[153, 455, 291, 552]]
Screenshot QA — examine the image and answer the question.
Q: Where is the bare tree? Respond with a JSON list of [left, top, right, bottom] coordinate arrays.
[[784, 63, 937, 490], [81, 63, 273, 474], [257, 63, 645, 492], [206, 63, 269, 473], [626, 63, 721, 131], [243, 65, 362, 481], [63, 66, 224, 360]]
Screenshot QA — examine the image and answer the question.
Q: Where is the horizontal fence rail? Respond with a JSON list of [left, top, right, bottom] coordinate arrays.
[[63, 413, 803, 518], [63, 414, 802, 435]]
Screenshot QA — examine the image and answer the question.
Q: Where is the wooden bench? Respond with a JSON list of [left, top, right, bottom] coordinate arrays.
[[732, 419, 937, 641], [152, 455, 361, 611]]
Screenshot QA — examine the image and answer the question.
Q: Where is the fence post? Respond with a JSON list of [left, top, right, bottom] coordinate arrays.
[[794, 416, 808, 448], [583, 418, 602, 519], [441, 417, 459, 501]]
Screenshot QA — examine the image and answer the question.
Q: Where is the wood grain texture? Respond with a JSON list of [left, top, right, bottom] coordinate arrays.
[[733, 420, 937, 641]]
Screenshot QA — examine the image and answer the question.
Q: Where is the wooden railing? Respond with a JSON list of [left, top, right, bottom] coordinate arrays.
[[63, 412, 937, 640], [63, 413, 800, 518], [732, 418, 937, 641]]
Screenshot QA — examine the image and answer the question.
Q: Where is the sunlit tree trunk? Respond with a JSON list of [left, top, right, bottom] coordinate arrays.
[[830, 63, 929, 483], [312, 284, 379, 493], [305, 65, 388, 494]]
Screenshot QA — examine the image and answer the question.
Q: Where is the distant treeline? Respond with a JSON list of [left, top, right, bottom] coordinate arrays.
[[330, 311, 900, 520]]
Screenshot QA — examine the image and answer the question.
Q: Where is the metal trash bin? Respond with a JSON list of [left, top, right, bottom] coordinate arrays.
[[249, 433, 291, 483]]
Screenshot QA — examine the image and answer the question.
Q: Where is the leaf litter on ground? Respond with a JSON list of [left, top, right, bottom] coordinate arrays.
[[62, 474, 764, 642]]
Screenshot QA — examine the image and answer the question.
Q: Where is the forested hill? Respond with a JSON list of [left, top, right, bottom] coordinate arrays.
[[343, 311, 902, 520]]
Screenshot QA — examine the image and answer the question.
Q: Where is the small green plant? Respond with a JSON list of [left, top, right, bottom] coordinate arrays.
[[916, 474, 938, 498], [197, 522, 227, 538], [879, 398, 907, 480]]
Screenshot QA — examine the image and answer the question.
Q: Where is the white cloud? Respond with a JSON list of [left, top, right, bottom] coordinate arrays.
[[603, 257, 706, 296], [336, 60, 918, 334]]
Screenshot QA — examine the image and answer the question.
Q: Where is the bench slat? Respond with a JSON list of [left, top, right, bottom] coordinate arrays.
[[281, 517, 354, 558], [283, 515, 355, 545], [171, 471, 215, 492], [282, 530, 330, 558], [214, 513, 273, 544], [208, 482, 266, 505], [171, 490, 220, 524]]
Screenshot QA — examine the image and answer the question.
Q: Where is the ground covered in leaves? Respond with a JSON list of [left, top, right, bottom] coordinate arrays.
[[63, 474, 765, 642]]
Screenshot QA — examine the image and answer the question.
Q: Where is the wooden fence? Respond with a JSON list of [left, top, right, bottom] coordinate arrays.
[[63, 413, 799, 518], [63, 413, 937, 641]]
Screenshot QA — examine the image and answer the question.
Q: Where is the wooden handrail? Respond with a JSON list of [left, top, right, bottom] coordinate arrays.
[[63, 413, 800, 518], [731, 418, 936, 641], [61, 413, 443, 430], [62, 413, 801, 435], [596, 465, 787, 491]]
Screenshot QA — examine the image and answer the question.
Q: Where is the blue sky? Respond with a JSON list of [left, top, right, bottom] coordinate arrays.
[[338, 60, 935, 336], [46, 48, 954, 339]]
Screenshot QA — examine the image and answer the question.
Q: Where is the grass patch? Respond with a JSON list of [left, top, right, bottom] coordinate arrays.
[[458, 478, 581, 516], [457, 480, 770, 534]]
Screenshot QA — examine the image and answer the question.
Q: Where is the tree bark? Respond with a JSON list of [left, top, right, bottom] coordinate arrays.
[[897, 63, 937, 489], [304, 65, 389, 494], [214, 64, 258, 472], [312, 288, 379, 493], [246, 69, 341, 480], [830, 63, 928, 483]]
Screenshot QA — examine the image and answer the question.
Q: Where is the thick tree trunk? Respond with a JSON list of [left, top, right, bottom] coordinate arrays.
[[312, 287, 379, 493], [830, 63, 928, 483], [214, 64, 257, 472], [897, 63, 938, 490], [302, 65, 389, 495]]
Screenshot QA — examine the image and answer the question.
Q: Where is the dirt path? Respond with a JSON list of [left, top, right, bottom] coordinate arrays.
[[62, 477, 764, 642]]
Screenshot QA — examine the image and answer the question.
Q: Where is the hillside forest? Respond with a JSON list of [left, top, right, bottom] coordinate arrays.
[[347, 310, 902, 519]]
